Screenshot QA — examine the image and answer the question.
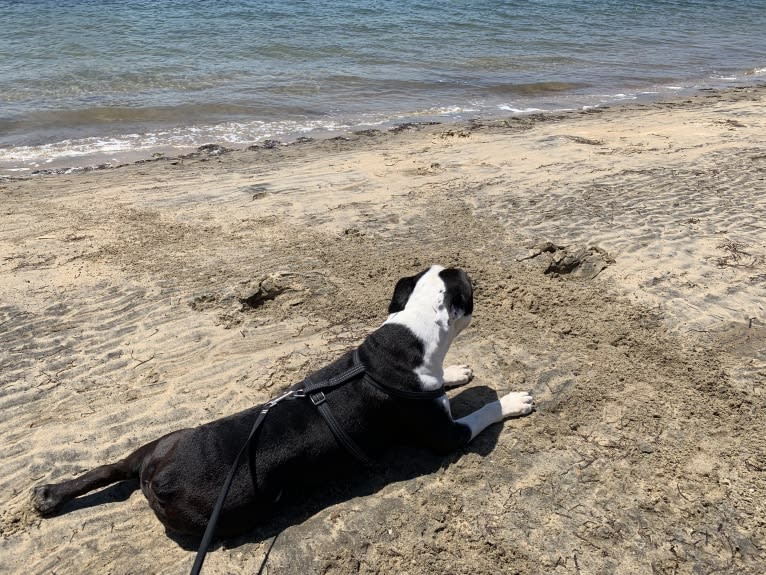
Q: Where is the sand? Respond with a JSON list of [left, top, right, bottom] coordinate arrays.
[[1, 86, 764, 575]]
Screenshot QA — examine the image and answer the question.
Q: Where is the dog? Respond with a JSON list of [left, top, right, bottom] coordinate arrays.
[[32, 265, 534, 537]]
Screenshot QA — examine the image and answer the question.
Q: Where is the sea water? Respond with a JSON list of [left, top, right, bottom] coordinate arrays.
[[1, 0, 764, 173]]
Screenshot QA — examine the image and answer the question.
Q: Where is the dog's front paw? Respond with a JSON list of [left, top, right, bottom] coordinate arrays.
[[31, 484, 63, 516], [443, 364, 473, 388], [499, 391, 534, 418]]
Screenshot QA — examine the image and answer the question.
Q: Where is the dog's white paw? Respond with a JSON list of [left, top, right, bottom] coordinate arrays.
[[443, 364, 473, 388], [499, 391, 534, 418]]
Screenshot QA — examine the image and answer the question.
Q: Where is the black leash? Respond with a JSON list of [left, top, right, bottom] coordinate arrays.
[[255, 532, 280, 575], [189, 351, 445, 574], [189, 388, 296, 575]]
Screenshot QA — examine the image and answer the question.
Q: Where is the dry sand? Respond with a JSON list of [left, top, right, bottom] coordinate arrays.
[[1, 86, 765, 575]]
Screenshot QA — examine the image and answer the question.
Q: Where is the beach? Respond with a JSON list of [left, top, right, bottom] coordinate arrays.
[[1, 86, 765, 574]]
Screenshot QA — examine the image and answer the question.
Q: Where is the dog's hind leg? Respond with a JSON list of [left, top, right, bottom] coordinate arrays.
[[32, 437, 162, 516]]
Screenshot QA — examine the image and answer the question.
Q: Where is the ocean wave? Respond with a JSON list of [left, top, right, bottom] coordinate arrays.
[[497, 105, 545, 113], [0, 115, 391, 171]]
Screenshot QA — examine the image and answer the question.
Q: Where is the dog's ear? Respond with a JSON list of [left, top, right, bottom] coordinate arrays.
[[439, 268, 474, 320], [388, 269, 428, 313]]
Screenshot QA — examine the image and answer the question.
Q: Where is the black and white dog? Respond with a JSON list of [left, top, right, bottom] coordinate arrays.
[[32, 265, 533, 536]]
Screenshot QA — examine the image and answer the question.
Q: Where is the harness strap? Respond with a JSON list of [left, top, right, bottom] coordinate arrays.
[[301, 355, 365, 395], [301, 351, 445, 401], [300, 351, 445, 466], [310, 392, 376, 466], [302, 351, 375, 466], [362, 373, 444, 401], [322, 353, 366, 386]]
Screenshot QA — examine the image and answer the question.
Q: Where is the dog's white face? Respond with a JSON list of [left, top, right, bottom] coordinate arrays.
[[384, 265, 474, 389]]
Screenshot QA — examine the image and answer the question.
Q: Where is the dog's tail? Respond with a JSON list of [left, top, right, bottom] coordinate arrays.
[[31, 436, 162, 516]]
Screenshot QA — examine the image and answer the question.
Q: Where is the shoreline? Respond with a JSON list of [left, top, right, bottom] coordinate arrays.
[[1, 84, 764, 574], [3, 80, 765, 179]]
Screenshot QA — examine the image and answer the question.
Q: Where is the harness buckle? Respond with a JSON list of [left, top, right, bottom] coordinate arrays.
[[265, 389, 298, 409], [310, 392, 326, 406]]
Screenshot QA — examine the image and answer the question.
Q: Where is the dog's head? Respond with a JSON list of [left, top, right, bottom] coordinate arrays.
[[387, 265, 473, 337]]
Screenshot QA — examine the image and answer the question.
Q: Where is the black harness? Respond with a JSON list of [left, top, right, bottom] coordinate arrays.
[[190, 350, 444, 575]]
